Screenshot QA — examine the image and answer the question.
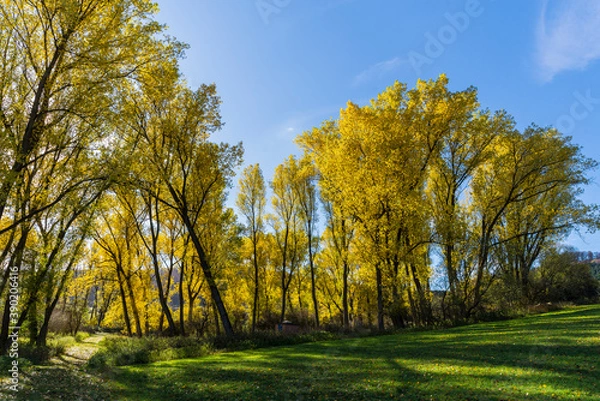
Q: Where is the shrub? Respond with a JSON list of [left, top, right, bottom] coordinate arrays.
[[88, 330, 344, 368], [18, 343, 64, 364], [87, 351, 109, 370], [211, 330, 340, 351], [75, 332, 90, 343], [88, 336, 212, 368], [0, 356, 31, 377], [7, 334, 72, 365], [20, 345, 52, 364], [527, 302, 566, 314], [531, 250, 600, 304]]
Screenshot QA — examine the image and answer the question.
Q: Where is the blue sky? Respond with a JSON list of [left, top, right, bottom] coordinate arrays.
[[156, 0, 600, 251]]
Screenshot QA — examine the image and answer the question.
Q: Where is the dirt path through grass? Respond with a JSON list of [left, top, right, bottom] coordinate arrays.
[[0, 333, 113, 401], [53, 333, 107, 366]]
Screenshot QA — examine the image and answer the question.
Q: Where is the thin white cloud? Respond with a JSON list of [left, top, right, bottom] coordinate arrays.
[[272, 106, 340, 139], [353, 57, 405, 86], [536, 0, 600, 82]]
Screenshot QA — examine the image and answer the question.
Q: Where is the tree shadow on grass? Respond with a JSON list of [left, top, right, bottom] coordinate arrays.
[[106, 336, 599, 401], [0, 364, 112, 401], [107, 304, 600, 401]]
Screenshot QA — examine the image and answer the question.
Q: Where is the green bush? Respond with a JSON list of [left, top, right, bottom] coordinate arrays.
[[87, 350, 109, 369], [590, 262, 600, 281], [48, 336, 72, 355], [6, 335, 71, 365], [88, 336, 212, 368], [16, 343, 64, 364], [75, 332, 90, 343], [532, 250, 600, 304], [20, 345, 52, 364], [211, 330, 340, 351], [0, 356, 32, 377], [88, 331, 345, 368]]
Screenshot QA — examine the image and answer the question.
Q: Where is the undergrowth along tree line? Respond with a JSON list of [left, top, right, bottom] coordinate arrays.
[[0, 0, 598, 354]]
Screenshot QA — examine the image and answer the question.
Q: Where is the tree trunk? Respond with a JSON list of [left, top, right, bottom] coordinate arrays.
[[469, 224, 490, 320], [251, 233, 259, 333], [0, 228, 28, 354], [410, 263, 432, 325], [0, 33, 70, 222], [376, 265, 384, 331], [389, 260, 405, 329], [182, 213, 234, 337], [213, 302, 221, 336], [147, 194, 177, 336], [308, 236, 319, 327], [179, 261, 186, 336], [152, 253, 177, 336], [187, 285, 200, 330], [122, 268, 143, 337], [116, 267, 133, 337], [37, 234, 86, 346], [279, 226, 290, 323], [342, 260, 350, 329], [280, 279, 288, 323]]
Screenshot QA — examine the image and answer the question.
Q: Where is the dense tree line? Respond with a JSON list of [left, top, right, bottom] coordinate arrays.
[[0, 1, 598, 350]]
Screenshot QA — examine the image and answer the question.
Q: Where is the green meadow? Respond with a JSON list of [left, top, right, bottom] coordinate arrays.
[[4, 305, 598, 400], [98, 305, 599, 401]]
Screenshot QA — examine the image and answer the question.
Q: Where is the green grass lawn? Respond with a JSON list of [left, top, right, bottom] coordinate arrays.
[[3, 305, 599, 400], [104, 305, 600, 401]]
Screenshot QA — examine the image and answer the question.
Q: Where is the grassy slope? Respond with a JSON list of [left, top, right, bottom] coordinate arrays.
[[106, 305, 600, 401]]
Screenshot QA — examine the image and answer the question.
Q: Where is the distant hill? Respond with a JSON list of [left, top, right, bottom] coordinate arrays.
[[590, 261, 600, 281]]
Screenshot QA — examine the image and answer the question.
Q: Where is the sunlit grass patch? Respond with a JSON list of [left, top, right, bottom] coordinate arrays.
[[105, 304, 600, 400]]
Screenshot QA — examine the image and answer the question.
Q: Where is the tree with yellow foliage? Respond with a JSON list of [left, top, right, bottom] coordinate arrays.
[[270, 156, 308, 323], [298, 76, 455, 329], [121, 74, 243, 336], [237, 164, 267, 332]]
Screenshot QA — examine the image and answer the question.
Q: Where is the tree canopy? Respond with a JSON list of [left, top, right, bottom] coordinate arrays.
[[0, 2, 597, 350]]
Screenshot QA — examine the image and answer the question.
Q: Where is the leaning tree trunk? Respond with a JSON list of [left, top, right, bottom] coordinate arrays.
[[182, 213, 234, 337]]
